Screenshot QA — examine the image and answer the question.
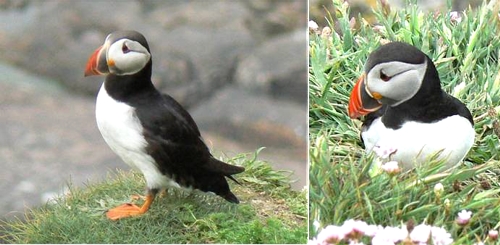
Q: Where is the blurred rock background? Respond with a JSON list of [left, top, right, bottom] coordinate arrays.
[[0, 0, 307, 220], [310, 0, 482, 27]]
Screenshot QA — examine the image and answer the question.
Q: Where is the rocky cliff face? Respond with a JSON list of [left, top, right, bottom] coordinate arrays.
[[0, 0, 307, 220]]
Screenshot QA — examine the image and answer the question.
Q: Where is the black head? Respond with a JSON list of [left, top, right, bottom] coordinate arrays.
[[365, 42, 426, 73], [349, 42, 442, 118], [106, 30, 151, 53]]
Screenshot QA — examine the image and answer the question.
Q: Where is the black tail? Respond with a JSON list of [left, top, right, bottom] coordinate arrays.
[[202, 158, 244, 203], [205, 158, 245, 175], [207, 158, 244, 185], [221, 191, 240, 204]]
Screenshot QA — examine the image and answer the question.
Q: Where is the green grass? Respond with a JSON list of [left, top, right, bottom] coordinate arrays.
[[309, 0, 500, 243], [1, 149, 306, 243]]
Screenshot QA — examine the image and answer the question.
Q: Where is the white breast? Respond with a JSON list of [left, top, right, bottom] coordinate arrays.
[[362, 115, 475, 170], [95, 84, 178, 190]]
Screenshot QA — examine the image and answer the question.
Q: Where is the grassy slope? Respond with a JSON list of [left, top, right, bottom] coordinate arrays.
[[309, 0, 500, 243], [2, 150, 307, 244]]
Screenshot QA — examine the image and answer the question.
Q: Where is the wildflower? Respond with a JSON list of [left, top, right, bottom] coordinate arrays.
[[456, 210, 472, 226], [316, 225, 347, 244], [443, 198, 451, 211], [381, 161, 400, 175], [433, 182, 444, 198], [430, 226, 453, 245], [488, 230, 498, 240], [371, 235, 396, 245], [309, 20, 319, 34], [372, 25, 386, 35], [313, 219, 321, 232], [321, 26, 332, 39], [348, 241, 365, 245], [452, 82, 466, 97], [371, 225, 408, 244], [349, 17, 356, 29], [341, 1, 349, 11], [373, 145, 397, 159], [410, 224, 431, 243], [380, 39, 391, 45], [433, 9, 440, 19], [343, 219, 369, 239], [364, 224, 382, 237], [449, 11, 462, 24]]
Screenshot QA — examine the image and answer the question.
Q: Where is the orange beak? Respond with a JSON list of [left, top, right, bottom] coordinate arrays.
[[348, 73, 382, 118], [84, 45, 109, 77]]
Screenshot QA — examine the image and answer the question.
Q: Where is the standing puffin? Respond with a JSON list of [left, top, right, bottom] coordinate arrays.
[[84, 30, 244, 220], [348, 42, 475, 171]]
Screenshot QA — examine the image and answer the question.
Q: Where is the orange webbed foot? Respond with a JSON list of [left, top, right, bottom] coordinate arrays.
[[106, 193, 155, 221], [106, 203, 145, 220]]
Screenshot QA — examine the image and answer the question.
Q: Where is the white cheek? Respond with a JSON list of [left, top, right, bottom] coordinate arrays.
[[107, 40, 151, 75], [113, 52, 150, 74], [366, 61, 426, 105], [375, 70, 421, 102]]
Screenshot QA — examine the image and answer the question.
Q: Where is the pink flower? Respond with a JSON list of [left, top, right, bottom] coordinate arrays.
[[488, 230, 498, 240], [430, 226, 453, 245], [343, 219, 369, 239], [372, 25, 386, 34], [449, 11, 462, 24], [456, 210, 472, 226], [381, 161, 400, 174], [371, 236, 395, 245], [309, 20, 319, 34], [316, 225, 347, 244], [373, 145, 397, 159], [349, 17, 356, 29], [410, 224, 431, 243], [371, 226, 408, 244], [348, 241, 365, 245], [364, 224, 382, 237]]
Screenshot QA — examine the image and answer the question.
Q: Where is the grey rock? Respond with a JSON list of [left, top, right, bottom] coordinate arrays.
[[242, 0, 308, 41], [0, 62, 121, 220], [235, 30, 307, 104], [0, 1, 306, 106], [148, 26, 256, 108], [191, 85, 307, 190]]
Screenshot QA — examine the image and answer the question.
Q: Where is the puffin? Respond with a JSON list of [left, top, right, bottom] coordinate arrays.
[[84, 30, 245, 220], [348, 42, 475, 171]]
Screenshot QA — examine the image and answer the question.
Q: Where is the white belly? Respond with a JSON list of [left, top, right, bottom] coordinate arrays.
[[362, 115, 475, 170], [95, 84, 179, 190]]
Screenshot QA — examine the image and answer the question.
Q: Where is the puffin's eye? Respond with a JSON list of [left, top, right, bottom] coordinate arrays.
[[380, 70, 391, 81], [122, 43, 130, 54]]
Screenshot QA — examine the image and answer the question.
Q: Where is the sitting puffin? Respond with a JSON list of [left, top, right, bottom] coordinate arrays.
[[348, 42, 475, 171], [84, 30, 244, 220]]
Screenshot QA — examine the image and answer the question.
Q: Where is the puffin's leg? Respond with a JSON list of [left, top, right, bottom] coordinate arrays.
[[158, 189, 168, 198], [130, 194, 145, 201], [106, 189, 158, 221]]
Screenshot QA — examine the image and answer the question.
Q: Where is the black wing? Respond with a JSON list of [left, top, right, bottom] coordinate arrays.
[[134, 91, 244, 202]]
